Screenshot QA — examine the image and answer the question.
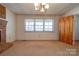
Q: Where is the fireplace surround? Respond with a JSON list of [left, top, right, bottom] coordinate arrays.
[[0, 19, 12, 53], [0, 19, 7, 45]]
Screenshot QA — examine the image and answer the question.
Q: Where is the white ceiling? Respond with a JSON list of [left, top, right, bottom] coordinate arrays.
[[2, 3, 79, 15]]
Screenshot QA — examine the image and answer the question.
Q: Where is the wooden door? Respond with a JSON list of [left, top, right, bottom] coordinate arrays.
[[67, 16, 73, 44], [59, 16, 73, 45], [59, 18, 65, 42]]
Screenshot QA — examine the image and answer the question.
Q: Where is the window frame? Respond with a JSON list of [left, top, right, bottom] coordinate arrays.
[[44, 19, 54, 32], [24, 19, 35, 32], [24, 19, 54, 32], [35, 19, 44, 32]]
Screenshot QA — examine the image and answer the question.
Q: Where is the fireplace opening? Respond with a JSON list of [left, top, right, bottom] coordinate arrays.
[[0, 30, 1, 44]]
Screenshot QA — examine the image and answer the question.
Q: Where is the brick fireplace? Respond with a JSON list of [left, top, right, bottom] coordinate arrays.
[[0, 19, 12, 53]]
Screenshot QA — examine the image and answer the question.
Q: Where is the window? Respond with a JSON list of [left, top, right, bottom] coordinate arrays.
[[25, 19, 34, 31], [44, 19, 53, 31], [25, 19, 54, 32], [35, 19, 43, 31]]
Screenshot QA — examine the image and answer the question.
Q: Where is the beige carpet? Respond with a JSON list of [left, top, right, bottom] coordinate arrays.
[[0, 40, 79, 56]]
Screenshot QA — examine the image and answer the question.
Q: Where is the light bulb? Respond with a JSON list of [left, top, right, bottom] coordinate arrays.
[[40, 8, 45, 12], [34, 3, 38, 6], [34, 3, 39, 10], [45, 4, 49, 9], [35, 7, 38, 10]]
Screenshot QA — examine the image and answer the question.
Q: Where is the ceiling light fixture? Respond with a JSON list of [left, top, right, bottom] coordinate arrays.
[[34, 3, 49, 12]]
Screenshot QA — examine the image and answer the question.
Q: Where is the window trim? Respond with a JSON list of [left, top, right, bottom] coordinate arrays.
[[24, 19, 54, 32]]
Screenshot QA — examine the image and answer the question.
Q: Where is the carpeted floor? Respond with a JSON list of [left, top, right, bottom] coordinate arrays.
[[0, 40, 79, 56]]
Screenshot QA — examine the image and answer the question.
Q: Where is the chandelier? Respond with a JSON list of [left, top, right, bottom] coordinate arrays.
[[34, 3, 49, 12]]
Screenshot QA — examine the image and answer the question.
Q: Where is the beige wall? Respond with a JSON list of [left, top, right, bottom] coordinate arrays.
[[16, 15, 60, 40], [6, 8, 16, 42], [64, 5, 79, 16]]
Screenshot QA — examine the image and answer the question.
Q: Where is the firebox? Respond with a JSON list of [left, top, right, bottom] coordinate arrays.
[[0, 30, 1, 44]]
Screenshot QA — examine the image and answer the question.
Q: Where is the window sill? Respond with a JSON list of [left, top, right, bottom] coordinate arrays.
[[24, 31, 54, 32]]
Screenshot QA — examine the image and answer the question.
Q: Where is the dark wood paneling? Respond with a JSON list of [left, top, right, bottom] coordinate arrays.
[[0, 4, 6, 19]]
